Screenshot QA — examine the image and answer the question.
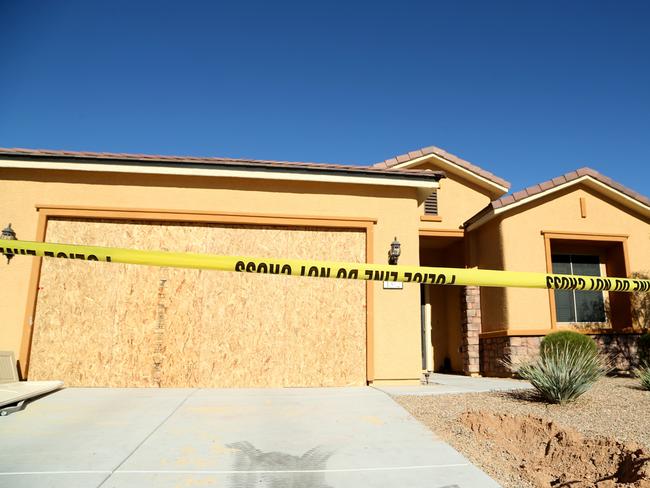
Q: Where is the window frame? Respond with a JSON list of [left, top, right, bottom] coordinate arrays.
[[542, 231, 630, 332], [551, 253, 608, 325]]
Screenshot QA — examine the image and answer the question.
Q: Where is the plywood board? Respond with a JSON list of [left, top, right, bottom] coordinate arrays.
[[29, 219, 366, 387]]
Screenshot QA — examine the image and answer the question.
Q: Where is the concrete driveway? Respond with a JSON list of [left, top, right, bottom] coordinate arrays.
[[0, 387, 499, 487]]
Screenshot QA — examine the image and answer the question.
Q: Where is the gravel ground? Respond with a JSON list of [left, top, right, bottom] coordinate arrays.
[[395, 377, 650, 488]]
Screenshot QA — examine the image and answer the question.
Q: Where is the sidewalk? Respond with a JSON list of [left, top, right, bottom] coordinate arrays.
[[374, 373, 531, 396]]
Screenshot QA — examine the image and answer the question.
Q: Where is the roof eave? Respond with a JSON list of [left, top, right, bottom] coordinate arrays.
[[464, 175, 650, 231], [0, 155, 443, 190], [382, 153, 509, 197]]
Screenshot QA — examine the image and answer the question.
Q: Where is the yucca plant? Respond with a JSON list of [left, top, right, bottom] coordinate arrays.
[[510, 342, 610, 404], [637, 363, 650, 391]]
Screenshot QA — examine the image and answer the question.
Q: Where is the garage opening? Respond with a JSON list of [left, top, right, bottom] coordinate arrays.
[[28, 218, 367, 387]]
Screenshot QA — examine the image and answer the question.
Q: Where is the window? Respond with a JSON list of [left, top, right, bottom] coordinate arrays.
[[424, 190, 438, 216], [552, 254, 606, 323]]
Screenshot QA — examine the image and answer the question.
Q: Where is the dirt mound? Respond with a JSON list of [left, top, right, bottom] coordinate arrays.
[[460, 411, 650, 487]]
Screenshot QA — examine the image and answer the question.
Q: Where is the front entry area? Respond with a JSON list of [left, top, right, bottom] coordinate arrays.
[[27, 217, 367, 387], [419, 233, 467, 374]]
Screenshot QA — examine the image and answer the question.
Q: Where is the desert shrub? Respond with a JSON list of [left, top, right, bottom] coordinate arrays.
[[513, 342, 610, 404], [636, 362, 650, 391], [639, 333, 650, 365], [540, 330, 598, 356], [637, 363, 650, 390]]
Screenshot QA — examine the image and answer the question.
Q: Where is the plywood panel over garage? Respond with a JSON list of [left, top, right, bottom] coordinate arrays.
[[28, 219, 366, 387]]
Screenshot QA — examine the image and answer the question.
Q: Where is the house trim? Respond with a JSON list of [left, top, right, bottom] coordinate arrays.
[[387, 153, 509, 195], [0, 158, 441, 190], [466, 176, 650, 231], [541, 231, 630, 331]]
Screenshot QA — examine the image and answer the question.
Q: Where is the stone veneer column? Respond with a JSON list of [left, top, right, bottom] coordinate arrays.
[[460, 286, 481, 375]]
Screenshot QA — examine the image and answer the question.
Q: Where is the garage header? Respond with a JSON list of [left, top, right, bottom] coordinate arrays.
[[2, 239, 649, 292]]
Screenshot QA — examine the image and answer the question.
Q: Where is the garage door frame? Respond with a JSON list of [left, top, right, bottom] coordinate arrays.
[[19, 205, 377, 383]]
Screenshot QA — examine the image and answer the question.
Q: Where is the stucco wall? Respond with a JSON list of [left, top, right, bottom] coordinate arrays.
[[0, 168, 426, 383], [466, 221, 508, 334], [407, 160, 494, 230], [496, 184, 650, 331]]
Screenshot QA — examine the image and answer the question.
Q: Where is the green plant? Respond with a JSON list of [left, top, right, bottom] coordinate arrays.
[[636, 363, 650, 391], [511, 343, 610, 404], [540, 330, 598, 356]]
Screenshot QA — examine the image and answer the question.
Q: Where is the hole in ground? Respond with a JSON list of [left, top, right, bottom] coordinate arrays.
[[460, 411, 650, 487]]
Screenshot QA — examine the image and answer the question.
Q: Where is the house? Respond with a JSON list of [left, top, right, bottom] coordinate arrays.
[[0, 145, 648, 387]]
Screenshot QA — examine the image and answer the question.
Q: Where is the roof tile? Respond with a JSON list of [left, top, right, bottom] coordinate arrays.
[[539, 180, 554, 191], [609, 180, 628, 193], [512, 190, 528, 201], [551, 176, 567, 185], [395, 154, 411, 163], [464, 166, 650, 228], [564, 170, 579, 181], [525, 184, 543, 197], [373, 145, 511, 190]]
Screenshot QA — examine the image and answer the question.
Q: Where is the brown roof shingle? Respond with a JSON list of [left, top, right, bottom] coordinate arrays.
[[491, 167, 650, 209], [465, 167, 650, 228], [373, 145, 511, 190]]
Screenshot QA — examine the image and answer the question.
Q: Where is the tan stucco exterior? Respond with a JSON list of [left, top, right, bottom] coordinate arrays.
[[480, 184, 650, 334], [1, 147, 649, 382], [405, 158, 496, 230], [0, 168, 428, 383]]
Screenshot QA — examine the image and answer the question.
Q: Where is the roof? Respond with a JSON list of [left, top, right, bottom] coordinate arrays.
[[373, 145, 511, 191], [0, 147, 444, 183], [464, 167, 650, 229]]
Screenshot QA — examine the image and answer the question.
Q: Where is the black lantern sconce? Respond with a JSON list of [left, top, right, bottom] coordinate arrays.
[[388, 236, 401, 265], [1, 223, 17, 264]]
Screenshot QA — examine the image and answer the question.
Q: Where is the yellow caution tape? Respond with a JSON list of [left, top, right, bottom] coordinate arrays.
[[1, 239, 649, 292]]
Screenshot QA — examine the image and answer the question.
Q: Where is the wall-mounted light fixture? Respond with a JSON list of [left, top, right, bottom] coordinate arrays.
[[1, 223, 17, 264], [388, 236, 401, 265]]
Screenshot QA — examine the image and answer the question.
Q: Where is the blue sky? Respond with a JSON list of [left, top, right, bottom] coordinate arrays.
[[1, 0, 648, 193]]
